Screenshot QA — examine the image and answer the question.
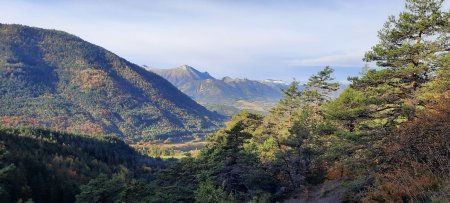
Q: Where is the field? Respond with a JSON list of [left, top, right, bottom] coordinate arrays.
[[132, 138, 208, 158]]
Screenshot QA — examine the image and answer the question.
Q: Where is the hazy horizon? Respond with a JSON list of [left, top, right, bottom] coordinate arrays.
[[1, 0, 417, 82]]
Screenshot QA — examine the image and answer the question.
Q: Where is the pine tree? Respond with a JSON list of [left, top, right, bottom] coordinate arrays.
[[271, 81, 303, 129], [353, 0, 449, 125], [302, 66, 340, 117], [364, 0, 448, 79], [324, 88, 372, 132], [75, 174, 125, 203]]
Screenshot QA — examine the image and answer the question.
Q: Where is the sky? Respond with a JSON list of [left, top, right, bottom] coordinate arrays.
[[1, 0, 413, 83]]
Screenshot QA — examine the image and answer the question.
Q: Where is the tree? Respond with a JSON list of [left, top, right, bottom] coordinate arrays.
[[153, 157, 199, 203], [263, 81, 306, 189], [202, 119, 279, 202], [118, 181, 155, 203], [364, 0, 448, 74], [302, 66, 340, 115], [194, 180, 235, 203], [341, 1, 450, 200], [271, 81, 303, 129], [0, 143, 17, 203], [255, 67, 340, 190], [323, 88, 372, 132], [353, 0, 449, 125], [75, 174, 125, 203]]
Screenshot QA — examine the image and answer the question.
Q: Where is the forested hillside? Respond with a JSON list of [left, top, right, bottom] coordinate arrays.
[[0, 127, 165, 203], [0, 24, 224, 142]]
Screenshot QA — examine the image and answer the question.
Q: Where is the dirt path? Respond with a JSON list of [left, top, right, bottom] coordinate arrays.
[[284, 179, 347, 203]]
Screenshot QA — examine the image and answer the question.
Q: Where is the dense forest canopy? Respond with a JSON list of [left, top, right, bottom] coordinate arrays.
[[0, 0, 448, 202], [0, 127, 166, 203]]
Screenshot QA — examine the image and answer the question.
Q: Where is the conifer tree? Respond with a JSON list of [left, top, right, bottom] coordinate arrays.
[[302, 66, 340, 117], [352, 0, 449, 125], [271, 81, 303, 129]]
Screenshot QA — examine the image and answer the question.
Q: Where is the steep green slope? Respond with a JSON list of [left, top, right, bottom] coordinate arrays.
[[0, 126, 164, 203], [0, 24, 224, 142]]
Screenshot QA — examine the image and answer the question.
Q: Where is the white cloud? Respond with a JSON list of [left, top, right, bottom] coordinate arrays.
[[285, 51, 366, 67]]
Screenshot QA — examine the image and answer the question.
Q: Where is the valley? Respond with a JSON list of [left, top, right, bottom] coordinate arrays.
[[0, 0, 448, 202]]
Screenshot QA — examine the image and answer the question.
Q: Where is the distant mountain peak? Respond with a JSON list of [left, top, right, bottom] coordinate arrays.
[[176, 65, 212, 79], [178, 64, 195, 71], [148, 65, 214, 86]]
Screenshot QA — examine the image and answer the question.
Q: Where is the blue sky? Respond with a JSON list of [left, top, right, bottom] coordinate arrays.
[[1, 0, 413, 82]]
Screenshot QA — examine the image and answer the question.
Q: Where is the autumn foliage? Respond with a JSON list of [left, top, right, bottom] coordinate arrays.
[[364, 93, 450, 202]]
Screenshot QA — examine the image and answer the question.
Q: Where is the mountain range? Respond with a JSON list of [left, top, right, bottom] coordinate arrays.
[[149, 65, 288, 115], [0, 24, 224, 142]]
